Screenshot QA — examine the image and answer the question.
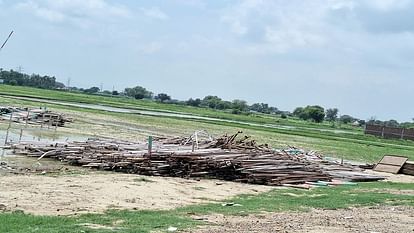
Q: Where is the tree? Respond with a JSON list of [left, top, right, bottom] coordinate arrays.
[[384, 119, 399, 127], [155, 93, 171, 103], [84, 86, 100, 94], [339, 115, 354, 124], [201, 96, 223, 109], [293, 106, 325, 122], [250, 103, 270, 113], [231, 99, 248, 114], [293, 107, 305, 119], [304, 105, 325, 123], [325, 108, 338, 122], [124, 86, 153, 99], [186, 98, 201, 107]]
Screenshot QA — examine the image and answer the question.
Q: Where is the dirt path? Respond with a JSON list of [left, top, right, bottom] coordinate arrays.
[[190, 205, 414, 233], [0, 172, 272, 216]]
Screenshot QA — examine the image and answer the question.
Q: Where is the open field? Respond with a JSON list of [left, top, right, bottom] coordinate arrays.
[[1, 85, 414, 162], [1, 85, 414, 232]]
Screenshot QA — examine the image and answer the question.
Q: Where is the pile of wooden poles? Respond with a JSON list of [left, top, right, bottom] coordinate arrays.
[[0, 107, 72, 127], [9, 133, 384, 186]]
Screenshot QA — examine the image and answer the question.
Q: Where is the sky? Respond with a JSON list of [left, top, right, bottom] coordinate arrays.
[[0, 0, 413, 122]]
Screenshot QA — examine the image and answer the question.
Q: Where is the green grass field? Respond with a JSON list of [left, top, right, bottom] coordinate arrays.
[[1, 85, 414, 162]]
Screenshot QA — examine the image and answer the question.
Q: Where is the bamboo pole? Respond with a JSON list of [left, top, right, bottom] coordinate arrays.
[[4, 112, 13, 145]]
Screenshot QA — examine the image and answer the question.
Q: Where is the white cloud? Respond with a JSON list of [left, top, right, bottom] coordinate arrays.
[[263, 27, 324, 52], [15, 0, 130, 25], [173, 0, 206, 8], [220, 1, 332, 53], [361, 0, 411, 11], [140, 7, 169, 20], [137, 42, 163, 54]]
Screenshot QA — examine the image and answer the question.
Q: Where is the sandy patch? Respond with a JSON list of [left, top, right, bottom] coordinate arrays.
[[365, 169, 414, 183], [190, 206, 414, 233], [0, 172, 272, 216]]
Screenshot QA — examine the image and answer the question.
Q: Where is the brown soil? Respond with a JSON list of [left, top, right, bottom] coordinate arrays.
[[0, 172, 272, 216], [365, 169, 414, 183], [190, 205, 414, 233]]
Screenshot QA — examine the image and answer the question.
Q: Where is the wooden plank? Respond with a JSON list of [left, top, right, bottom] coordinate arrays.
[[374, 164, 403, 174], [374, 155, 407, 174], [378, 155, 408, 166]]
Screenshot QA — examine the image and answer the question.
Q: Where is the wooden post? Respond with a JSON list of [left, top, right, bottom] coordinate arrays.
[[148, 136, 153, 157], [381, 126, 385, 138], [192, 141, 195, 152], [40, 113, 44, 129], [19, 128, 23, 142], [195, 132, 199, 150], [47, 114, 52, 129], [25, 109, 30, 127], [4, 112, 13, 145], [401, 128, 405, 140]]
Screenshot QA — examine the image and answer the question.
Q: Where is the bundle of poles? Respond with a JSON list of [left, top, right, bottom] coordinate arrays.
[[8, 132, 384, 187]]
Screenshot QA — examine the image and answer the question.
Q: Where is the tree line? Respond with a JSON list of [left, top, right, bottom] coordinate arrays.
[[0, 69, 64, 89], [1, 68, 412, 127]]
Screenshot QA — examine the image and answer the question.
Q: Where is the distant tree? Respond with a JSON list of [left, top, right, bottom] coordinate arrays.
[[55, 82, 65, 89], [112, 90, 119, 95], [230, 99, 248, 114], [269, 106, 280, 114], [384, 119, 399, 128], [155, 93, 171, 103], [250, 103, 270, 113], [304, 105, 325, 123], [293, 106, 324, 122], [201, 96, 223, 109], [325, 108, 338, 122], [281, 113, 287, 119], [84, 86, 100, 94], [216, 100, 232, 110], [358, 119, 366, 126], [102, 90, 112, 95], [186, 98, 201, 107], [293, 107, 305, 119], [124, 86, 153, 99], [339, 115, 354, 124]]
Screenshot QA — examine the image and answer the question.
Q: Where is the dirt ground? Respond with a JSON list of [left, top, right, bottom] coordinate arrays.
[[190, 205, 414, 233], [0, 171, 272, 216], [365, 169, 414, 183]]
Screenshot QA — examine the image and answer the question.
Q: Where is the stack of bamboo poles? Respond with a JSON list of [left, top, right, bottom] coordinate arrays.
[[9, 133, 384, 186], [0, 107, 72, 127]]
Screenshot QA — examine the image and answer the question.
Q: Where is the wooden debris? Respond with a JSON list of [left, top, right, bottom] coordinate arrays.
[[374, 155, 408, 174], [9, 133, 384, 187], [0, 106, 72, 127], [401, 161, 414, 176]]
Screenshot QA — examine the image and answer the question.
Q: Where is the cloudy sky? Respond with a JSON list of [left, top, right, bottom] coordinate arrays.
[[0, 0, 413, 121]]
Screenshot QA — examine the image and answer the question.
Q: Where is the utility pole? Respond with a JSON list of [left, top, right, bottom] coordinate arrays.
[[100, 83, 103, 92], [66, 77, 71, 91], [17, 66, 23, 73]]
